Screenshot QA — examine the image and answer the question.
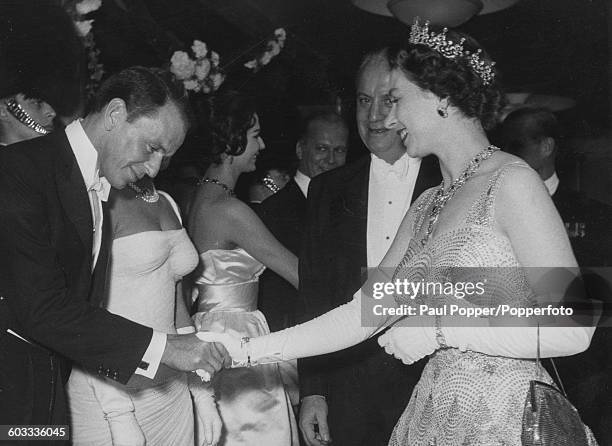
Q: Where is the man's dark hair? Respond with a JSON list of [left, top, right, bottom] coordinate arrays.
[[89, 67, 190, 127], [193, 90, 258, 166], [501, 107, 561, 154]]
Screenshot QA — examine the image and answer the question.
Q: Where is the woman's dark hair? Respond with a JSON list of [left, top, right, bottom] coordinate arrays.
[[387, 30, 504, 130], [192, 90, 258, 166], [89, 66, 190, 127]]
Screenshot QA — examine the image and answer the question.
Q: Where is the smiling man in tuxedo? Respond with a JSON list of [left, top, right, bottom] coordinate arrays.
[[297, 48, 441, 446], [257, 111, 349, 333], [0, 67, 229, 429]]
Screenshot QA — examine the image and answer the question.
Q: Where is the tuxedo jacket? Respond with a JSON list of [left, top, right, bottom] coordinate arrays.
[[0, 131, 152, 385], [547, 181, 612, 442], [256, 180, 307, 331], [299, 154, 441, 397], [552, 183, 612, 267]]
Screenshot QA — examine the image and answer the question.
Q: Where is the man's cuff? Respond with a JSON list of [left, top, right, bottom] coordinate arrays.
[[176, 326, 196, 334], [134, 331, 166, 378]]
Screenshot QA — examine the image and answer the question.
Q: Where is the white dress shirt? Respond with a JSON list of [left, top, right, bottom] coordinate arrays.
[[65, 120, 110, 267], [366, 153, 422, 267], [294, 169, 310, 198], [544, 172, 560, 196], [65, 120, 164, 379]]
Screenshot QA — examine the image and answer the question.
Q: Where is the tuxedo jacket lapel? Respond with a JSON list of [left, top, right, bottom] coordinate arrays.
[[54, 132, 93, 269], [331, 157, 370, 288]]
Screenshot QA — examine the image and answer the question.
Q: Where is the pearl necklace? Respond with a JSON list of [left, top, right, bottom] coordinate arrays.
[[128, 182, 159, 203], [422, 144, 500, 245], [197, 177, 235, 197]]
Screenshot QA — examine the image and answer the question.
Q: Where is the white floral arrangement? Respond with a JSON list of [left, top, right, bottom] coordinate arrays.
[[243, 28, 286, 72], [170, 40, 225, 94], [61, 0, 104, 98]]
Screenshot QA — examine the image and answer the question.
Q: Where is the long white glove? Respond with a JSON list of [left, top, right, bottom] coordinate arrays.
[[376, 320, 595, 364], [443, 324, 595, 358], [187, 373, 222, 446], [198, 294, 374, 365], [87, 375, 145, 446]]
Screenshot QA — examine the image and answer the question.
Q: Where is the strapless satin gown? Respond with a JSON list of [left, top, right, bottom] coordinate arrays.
[[67, 227, 199, 445], [193, 248, 299, 446]]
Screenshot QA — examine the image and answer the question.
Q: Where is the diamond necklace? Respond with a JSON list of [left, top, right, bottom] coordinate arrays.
[[128, 181, 159, 203], [197, 177, 236, 197], [262, 174, 281, 194], [423, 144, 500, 244]]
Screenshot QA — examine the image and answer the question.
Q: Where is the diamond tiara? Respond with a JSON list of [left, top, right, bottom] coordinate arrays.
[[408, 18, 496, 86]]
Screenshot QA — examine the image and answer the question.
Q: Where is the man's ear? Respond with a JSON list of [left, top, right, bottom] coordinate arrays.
[[540, 137, 555, 157], [103, 98, 128, 131]]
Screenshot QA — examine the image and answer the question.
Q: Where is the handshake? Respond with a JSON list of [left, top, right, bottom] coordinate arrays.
[[195, 332, 250, 381], [161, 330, 249, 382]]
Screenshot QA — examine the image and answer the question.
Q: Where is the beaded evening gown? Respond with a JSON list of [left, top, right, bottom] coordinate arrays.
[[67, 192, 199, 445], [388, 162, 558, 445], [192, 247, 299, 446]]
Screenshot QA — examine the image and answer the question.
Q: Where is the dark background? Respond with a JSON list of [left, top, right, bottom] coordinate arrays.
[[26, 0, 612, 200]]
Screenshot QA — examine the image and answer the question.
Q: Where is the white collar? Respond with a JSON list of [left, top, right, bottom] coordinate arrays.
[[294, 170, 310, 198], [544, 172, 560, 196], [64, 120, 110, 201], [370, 152, 418, 179]]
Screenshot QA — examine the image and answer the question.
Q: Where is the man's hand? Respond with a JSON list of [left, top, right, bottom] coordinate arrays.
[[299, 395, 331, 446], [162, 333, 231, 378]]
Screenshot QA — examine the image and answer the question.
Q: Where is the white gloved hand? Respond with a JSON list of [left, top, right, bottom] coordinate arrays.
[[377, 324, 438, 365], [193, 394, 223, 446], [107, 413, 146, 446], [87, 374, 145, 446]]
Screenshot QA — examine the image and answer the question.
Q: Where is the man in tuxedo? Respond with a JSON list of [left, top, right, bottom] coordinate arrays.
[[500, 107, 612, 266], [0, 67, 228, 429], [500, 107, 612, 443], [298, 48, 441, 446], [257, 111, 349, 332]]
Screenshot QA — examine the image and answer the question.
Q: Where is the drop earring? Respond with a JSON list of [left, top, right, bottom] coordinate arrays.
[[437, 107, 448, 118]]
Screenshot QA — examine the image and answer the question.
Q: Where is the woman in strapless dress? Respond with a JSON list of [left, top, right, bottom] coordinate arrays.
[[187, 91, 299, 445], [66, 181, 222, 446]]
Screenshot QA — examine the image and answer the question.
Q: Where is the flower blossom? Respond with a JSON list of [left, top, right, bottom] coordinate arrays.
[[210, 51, 220, 68], [76, 0, 102, 15], [268, 40, 281, 57], [170, 51, 196, 80], [195, 59, 211, 80], [75, 20, 94, 37], [191, 40, 208, 59], [183, 79, 200, 92]]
